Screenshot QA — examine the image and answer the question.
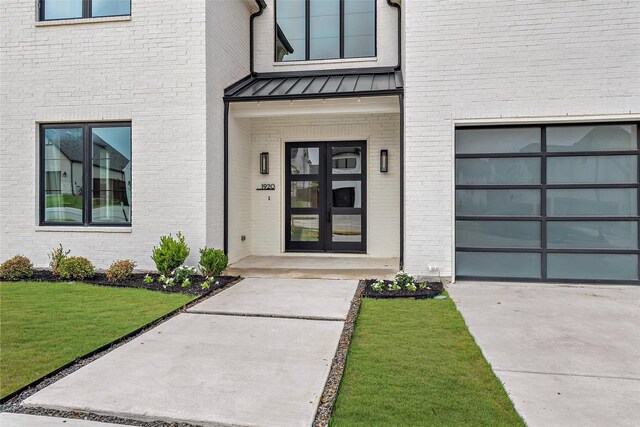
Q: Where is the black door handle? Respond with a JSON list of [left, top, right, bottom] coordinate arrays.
[[327, 207, 331, 223]]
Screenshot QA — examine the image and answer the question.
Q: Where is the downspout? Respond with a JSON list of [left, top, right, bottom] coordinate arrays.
[[399, 93, 404, 270], [225, 0, 265, 255], [386, 0, 401, 71], [250, 0, 267, 76], [223, 100, 230, 255], [388, 0, 404, 268]]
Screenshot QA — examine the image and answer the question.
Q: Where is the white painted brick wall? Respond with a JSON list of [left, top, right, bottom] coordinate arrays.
[[0, 0, 248, 270], [403, 0, 640, 277], [206, 0, 251, 251], [253, 0, 399, 73]]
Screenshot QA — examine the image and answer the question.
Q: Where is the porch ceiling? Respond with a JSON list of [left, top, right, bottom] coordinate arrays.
[[224, 67, 403, 102], [229, 95, 400, 118]]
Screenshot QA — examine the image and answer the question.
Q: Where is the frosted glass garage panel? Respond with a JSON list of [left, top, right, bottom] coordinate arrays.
[[456, 221, 541, 248], [456, 252, 541, 278], [547, 155, 637, 184], [547, 254, 638, 281], [456, 158, 540, 185], [455, 128, 540, 154], [547, 221, 638, 250], [547, 125, 637, 152], [456, 190, 540, 216], [547, 189, 637, 217]]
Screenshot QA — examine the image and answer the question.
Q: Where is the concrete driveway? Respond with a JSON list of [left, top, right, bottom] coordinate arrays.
[[449, 281, 640, 427]]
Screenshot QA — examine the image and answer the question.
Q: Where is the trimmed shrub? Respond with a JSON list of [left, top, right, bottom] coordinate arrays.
[[151, 232, 190, 275], [106, 259, 136, 282], [199, 247, 228, 277], [49, 244, 70, 277], [0, 256, 34, 280], [58, 257, 95, 280]]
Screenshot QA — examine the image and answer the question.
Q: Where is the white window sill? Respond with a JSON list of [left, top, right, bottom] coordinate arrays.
[[273, 57, 378, 67], [35, 15, 131, 27], [36, 226, 132, 233]]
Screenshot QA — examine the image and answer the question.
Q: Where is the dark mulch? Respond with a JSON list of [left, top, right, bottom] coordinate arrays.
[[313, 281, 365, 427], [362, 279, 443, 299], [3, 270, 238, 295]]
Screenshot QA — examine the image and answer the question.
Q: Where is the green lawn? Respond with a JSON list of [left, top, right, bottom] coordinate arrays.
[[331, 296, 524, 426], [0, 282, 193, 399]]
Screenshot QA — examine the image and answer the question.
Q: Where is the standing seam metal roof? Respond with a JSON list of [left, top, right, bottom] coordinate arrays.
[[224, 68, 403, 101]]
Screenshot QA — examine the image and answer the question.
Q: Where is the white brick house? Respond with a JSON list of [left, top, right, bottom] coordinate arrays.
[[1, 0, 638, 283]]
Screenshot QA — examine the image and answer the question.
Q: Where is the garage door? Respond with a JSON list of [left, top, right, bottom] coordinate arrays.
[[455, 123, 639, 283]]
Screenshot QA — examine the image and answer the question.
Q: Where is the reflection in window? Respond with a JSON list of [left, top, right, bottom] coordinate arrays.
[[92, 0, 131, 17], [291, 215, 319, 241], [291, 147, 320, 174], [43, 128, 84, 223], [41, 123, 131, 225], [291, 181, 319, 208], [43, 0, 83, 20], [333, 215, 362, 242], [344, 0, 375, 58], [92, 127, 132, 223], [276, 0, 306, 61], [331, 147, 361, 174], [547, 125, 637, 152], [41, 0, 131, 20], [310, 0, 340, 60], [276, 0, 376, 62], [333, 181, 361, 208]]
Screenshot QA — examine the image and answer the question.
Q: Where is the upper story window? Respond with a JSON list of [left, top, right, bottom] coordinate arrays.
[[275, 0, 376, 62], [40, 123, 132, 226], [39, 0, 131, 21]]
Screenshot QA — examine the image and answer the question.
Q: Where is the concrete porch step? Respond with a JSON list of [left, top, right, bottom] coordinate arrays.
[[224, 255, 399, 280]]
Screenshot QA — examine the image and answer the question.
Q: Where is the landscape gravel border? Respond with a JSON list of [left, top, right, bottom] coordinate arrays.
[[0, 277, 243, 427], [312, 280, 365, 427]]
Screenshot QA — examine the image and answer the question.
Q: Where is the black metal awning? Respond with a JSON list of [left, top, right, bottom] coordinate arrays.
[[224, 67, 403, 102]]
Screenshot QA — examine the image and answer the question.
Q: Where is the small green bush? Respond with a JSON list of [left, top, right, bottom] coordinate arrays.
[[0, 255, 34, 280], [151, 232, 190, 275], [106, 259, 136, 282], [199, 247, 227, 277], [394, 271, 414, 288], [58, 257, 95, 280], [49, 244, 70, 276]]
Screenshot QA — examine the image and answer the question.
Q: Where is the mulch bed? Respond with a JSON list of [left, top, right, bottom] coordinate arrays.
[[2, 270, 238, 295], [362, 279, 444, 299], [313, 281, 365, 427]]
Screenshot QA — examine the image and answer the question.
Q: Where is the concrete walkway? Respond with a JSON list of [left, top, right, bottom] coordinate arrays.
[[0, 413, 126, 426], [188, 277, 358, 320], [22, 278, 359, 427], [449, 281, 640, 427]]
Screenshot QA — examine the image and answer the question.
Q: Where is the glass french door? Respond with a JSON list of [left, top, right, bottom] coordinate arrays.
[[285, 141, 367, 253]]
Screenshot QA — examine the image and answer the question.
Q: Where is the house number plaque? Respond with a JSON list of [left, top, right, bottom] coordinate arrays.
[[256, 184, 276, 191]]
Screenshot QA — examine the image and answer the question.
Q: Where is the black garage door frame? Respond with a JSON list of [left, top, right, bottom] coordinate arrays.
[[455, 121, 640, 284]]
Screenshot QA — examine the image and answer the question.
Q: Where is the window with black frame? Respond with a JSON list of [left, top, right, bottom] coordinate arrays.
[[275, 0, 376, 62], [40, 123, 132, 226], [39, 0, 131, 21]]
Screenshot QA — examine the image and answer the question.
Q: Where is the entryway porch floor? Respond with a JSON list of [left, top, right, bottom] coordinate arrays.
[[224, 255, 399, 280]]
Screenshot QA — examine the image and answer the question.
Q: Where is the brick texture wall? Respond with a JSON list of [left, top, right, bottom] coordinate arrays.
[[403, 0, 640, 278], [0, 0, 247, 270]]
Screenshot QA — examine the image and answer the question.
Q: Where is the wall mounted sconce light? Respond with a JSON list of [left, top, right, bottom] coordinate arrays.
[[380, 149, 389, 173], [62, 171, 67, 177], [260, 152, 269, 175]]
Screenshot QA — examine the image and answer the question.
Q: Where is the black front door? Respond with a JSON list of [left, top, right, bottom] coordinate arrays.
[[285, 141, 366, 253]]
